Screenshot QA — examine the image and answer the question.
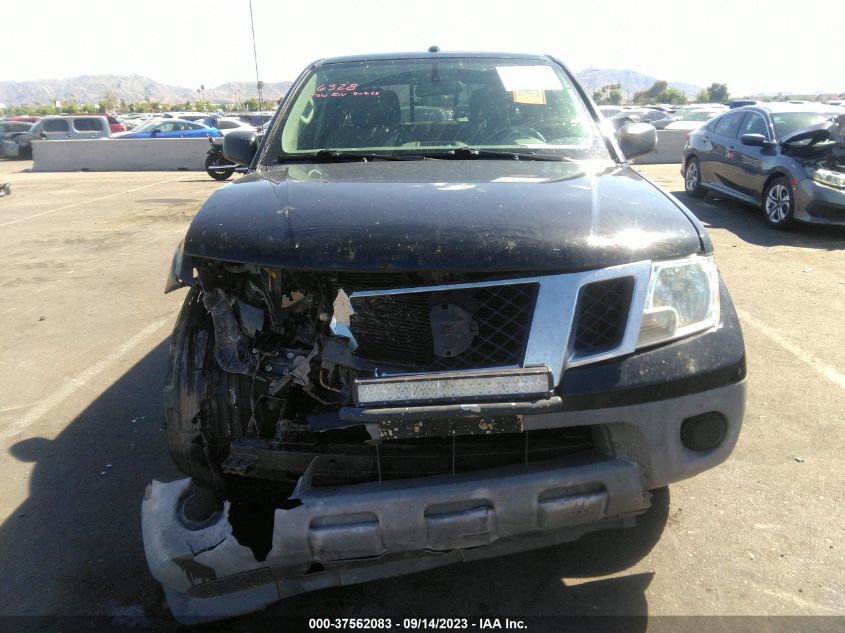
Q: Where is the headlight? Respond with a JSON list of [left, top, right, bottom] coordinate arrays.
[[807, 167, 845, 190], [637, 255, 720, 348]]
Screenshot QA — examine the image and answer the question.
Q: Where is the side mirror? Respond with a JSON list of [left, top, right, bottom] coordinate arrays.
[[151, 129, 161, 136], [618, 122, 657, 159], [223, 129, 258, 166], [740, 133, 768, 147]]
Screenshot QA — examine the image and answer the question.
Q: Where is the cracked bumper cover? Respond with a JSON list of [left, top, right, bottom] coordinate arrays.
[[143, 379, 745, 622]]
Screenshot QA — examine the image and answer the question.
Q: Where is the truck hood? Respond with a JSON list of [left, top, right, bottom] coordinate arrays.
[[184, 159, 705, 272]]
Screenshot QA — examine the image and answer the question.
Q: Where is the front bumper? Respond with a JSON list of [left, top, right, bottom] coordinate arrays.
[[1, 140, 20, 158], [143, 379, 746, 623], [794, 178, 845, 225]]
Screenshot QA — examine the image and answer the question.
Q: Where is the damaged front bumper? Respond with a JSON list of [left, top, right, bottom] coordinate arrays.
[[794, 177, 845, 224], [143, 379, 746, 623], [144, 454, 647, 623]]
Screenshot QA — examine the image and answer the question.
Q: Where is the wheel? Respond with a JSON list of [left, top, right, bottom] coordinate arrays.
[[205, 154, 234, 180], [762, 177, 796, 229], [163, 288, 253, 491], [684, 157, 706, 198]]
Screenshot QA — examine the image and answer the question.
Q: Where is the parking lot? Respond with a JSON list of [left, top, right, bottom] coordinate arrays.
[[0, 159, 843, 627]]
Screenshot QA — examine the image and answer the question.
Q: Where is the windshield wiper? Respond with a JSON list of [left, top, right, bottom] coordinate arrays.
[[443, 147, 574, 162], [277, 149, 424, 163]]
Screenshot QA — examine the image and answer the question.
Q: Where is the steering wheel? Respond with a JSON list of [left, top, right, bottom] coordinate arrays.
[[486, 125, 547, 145]]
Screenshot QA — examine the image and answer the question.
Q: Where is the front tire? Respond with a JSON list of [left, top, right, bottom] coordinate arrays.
[[762, 177, 796, 229], [684, 157, 706, 198], [163, 287, 252, 491]]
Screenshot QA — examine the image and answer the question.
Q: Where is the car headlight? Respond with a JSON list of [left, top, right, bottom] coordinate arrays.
[[637, 255, 720, 348], [807, 167, 845, 190]]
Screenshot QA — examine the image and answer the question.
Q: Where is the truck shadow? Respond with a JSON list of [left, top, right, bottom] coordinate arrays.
[[672, 190, 845, 250], [0, 340, 666, 632]]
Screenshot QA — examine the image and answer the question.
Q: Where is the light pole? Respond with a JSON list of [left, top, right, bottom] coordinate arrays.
[[249, 0, 264, 112]]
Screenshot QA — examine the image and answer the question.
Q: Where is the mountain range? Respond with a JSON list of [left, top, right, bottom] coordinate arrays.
[[0, 74, 292, 107], [0, 68, 700, 107], [574, 68, 702, 98]]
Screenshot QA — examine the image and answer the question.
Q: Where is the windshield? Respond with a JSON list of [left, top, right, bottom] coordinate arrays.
[[270, 57, 609, 161], [772, 112, 838, 139]]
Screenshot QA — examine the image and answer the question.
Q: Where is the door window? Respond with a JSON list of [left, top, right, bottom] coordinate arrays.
[[43, 119, 70, 132], [73, 118, 104, 132], [713, 112, 744, 138], [739, 112, 769, 139]]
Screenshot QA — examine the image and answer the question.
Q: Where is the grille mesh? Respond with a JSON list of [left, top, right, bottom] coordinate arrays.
[[573, 277, 634, 353], [350, 283, 538, 371]]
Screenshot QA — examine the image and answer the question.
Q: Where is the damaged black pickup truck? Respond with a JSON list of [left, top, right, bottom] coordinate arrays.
[[143, 51, 747, 622]]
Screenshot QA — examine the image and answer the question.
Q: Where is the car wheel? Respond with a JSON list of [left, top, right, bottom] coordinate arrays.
[[762, 177, 795, 229], [684, 158, 706, 198]]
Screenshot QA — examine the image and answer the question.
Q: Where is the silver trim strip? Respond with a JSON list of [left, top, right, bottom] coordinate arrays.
[[348, 260, 652, 387]]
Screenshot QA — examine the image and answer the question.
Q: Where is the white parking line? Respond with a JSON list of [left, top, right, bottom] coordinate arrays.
[[737, 308, 845, 390], [0, 315, 175, 442], [0, 175, 189, 227]]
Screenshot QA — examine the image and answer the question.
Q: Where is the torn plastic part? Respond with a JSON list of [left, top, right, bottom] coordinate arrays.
[[143, 457, 647, 622], [142, 479, 276, 621], [330, 288, 358, 351], [235, 300, 264, 338], [202, 289, 256, 375]]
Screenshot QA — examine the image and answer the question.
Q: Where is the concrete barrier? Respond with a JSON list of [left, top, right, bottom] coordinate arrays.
[[31, 138, 210, 171], [633, 129, 689, 165]]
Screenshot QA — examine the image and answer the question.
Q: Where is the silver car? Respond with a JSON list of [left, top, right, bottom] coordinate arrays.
[[682, 102, 845, 228]]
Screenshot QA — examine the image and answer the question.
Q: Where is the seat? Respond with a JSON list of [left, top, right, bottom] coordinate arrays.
[[322, 89, 401, 149], [467, 88, 515, 144]]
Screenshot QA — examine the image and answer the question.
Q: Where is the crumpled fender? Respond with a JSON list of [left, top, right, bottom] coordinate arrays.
[[164, 240, 194, 294]]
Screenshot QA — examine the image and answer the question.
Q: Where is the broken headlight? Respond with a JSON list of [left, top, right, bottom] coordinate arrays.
[[637, 255, 720, 348], [807, 167, 845, 190]]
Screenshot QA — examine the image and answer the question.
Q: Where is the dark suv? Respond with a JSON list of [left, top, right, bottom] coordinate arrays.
[[144, 50, 746, 622]]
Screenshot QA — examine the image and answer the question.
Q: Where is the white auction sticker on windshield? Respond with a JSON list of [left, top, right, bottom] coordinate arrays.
[[496, 66, 563, 91]]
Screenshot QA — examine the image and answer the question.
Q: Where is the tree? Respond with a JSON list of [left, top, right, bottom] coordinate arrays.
[[632, 80, 668, 104], [655, 88, 688, 105], [99, 89, 118, 113], [242, 97, 260, 111], [633, 80, 688, 105], [696, 83, 730, 103], [706, 83, 730, 103], [592, 83, 623, 105]]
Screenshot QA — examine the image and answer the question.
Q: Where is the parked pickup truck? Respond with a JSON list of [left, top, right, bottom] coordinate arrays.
[[143, 49, 747, 622]]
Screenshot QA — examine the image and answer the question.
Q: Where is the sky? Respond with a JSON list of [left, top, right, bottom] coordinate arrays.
[[2, 0, 842, 96]]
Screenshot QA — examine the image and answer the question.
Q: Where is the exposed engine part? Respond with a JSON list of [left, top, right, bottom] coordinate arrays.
[[202, 288, 256, 375]]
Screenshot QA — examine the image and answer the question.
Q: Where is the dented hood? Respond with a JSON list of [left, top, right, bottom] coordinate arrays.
[[184, 160, 705, 272], [781, 113, 845, 155]]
